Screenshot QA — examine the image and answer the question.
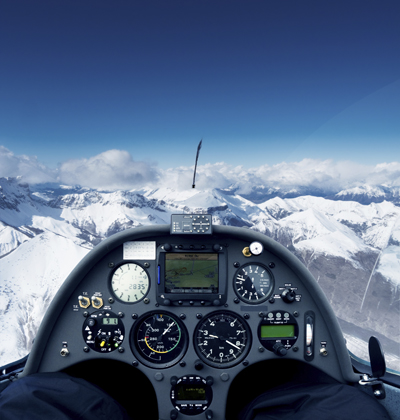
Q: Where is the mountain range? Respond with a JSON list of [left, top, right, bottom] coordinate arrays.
[[1, 176, 399, 371]]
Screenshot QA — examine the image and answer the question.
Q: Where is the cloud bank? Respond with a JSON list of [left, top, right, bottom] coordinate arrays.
[[58, 150, 159, 190], [0, 146, 56, 184], [2, 145, 400, 193]]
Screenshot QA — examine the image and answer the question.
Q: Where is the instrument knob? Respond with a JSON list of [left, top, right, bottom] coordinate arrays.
[[273, 342, 287, 356], [281, 288, 296, 303]]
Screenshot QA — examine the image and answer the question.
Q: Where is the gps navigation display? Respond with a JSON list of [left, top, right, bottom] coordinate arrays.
[[165, 253, 218, 293]]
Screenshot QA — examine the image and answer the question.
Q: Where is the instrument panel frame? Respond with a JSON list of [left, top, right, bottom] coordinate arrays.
[[21, 224, 360, 420]]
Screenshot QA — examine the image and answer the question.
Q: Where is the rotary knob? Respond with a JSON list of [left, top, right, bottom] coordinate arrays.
[[281, 288, 296, 303], [272, 342, 287, 356]]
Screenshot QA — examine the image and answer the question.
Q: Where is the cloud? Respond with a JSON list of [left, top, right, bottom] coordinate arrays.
[[0, 146, 57, 184], [2, 145, 400, 193], [160, 159, 400, 193], [58, 149, 160, 190]]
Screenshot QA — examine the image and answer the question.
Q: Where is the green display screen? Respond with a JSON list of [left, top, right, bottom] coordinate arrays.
[[102, 317, 118, 325], [261, 324, 295, 338], [165, 253, 218, 292], [176, 385, 207, 402]]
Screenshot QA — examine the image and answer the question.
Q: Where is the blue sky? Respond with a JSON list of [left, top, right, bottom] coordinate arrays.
[[1, 0, 400, 173]]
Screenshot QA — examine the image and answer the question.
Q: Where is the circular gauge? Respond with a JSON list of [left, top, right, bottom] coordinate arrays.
[[194, 311, 251, 368], [249, 241, 264, 256], [111, 263, 149, 303], [234, 263, 274, 304], [131, 312, 188, 368]]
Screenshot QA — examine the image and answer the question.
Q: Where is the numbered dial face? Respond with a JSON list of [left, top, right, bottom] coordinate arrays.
[[131, 312, 188, 368], [194, 311, 251, 368], [234, 263, 274, 304], [111, 263, 149, 303]]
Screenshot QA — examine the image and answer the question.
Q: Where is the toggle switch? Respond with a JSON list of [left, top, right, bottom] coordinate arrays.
[[91, 296, 103, 309], [78, 296, 91, 308]]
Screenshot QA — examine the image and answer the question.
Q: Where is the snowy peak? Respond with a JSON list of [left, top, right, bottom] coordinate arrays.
[[335, 185, 400, 205], [0, 177, 35, 210]]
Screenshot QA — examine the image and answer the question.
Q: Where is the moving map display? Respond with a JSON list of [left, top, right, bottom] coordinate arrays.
[[165, 253, 218, 293]]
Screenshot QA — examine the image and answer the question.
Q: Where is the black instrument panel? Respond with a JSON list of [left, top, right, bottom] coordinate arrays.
[[22, 222, 359, 420]]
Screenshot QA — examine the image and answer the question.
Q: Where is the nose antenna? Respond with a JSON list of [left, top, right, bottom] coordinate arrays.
[[192, 139, 203, 188]]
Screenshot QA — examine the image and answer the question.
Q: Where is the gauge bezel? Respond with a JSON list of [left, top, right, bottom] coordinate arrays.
[[233, 262, 274, 304], [130, 311, 188, 369], [109, 262, 150, 304], [193, 311, 252, 368]]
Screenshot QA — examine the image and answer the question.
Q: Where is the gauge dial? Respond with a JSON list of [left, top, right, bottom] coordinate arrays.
[[234, 263, 274, 304], [131, 312, 188, 368], [249, 241, 263, 256], [111, 263, 149, 303], [194, 311, 251, 368]]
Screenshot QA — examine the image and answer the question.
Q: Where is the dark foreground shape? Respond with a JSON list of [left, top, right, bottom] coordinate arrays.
[[0, 372, 132, 420], [239, 382, 391, 420]]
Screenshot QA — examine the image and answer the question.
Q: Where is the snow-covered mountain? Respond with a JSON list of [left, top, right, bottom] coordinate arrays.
[[1, 177, 400, 370]]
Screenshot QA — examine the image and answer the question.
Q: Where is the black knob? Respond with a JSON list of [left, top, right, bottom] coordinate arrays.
[[164, 243, 172, 251], [205, 410, 213, 419], [206, 376, 214, 386], [281, 288, 296, 303], [212, 244, 221, 252], [170, 409, 179, 420], [170, 376, 178, 385], [194, 360, 204, 370], [273, 342, 287, 356]]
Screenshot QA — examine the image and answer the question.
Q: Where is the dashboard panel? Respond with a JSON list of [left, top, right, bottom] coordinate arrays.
[[21, 217, 359, 420]]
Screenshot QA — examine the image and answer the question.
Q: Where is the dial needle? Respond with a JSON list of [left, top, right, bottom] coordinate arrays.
[[162, 322, 175, 335], [226, 340, 240, 350]]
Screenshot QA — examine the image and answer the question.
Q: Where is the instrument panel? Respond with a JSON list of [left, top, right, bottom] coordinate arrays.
[[22, 217, 359, 420]]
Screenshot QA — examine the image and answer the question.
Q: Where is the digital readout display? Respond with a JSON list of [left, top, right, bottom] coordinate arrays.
[[261, 324, 295, 338], [102, 318, 118, 325], [176, 385, 207, 402], [165, 253, 218, 292]]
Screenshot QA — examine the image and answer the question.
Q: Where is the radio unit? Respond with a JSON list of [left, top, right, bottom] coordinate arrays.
[[156, 243, 227, 306]]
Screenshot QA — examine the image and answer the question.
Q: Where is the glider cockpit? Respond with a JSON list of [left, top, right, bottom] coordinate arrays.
[[0, 215, 396, 419]]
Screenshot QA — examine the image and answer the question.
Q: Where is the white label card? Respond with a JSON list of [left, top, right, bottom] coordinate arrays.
[[123, 241, 156, 260]]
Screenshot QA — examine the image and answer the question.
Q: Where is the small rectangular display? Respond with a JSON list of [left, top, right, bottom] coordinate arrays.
[[176, 385, 207, 402], [165, 253, 218, 293], [102, 318, 118, 325], [261, 324, 295, 338]]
